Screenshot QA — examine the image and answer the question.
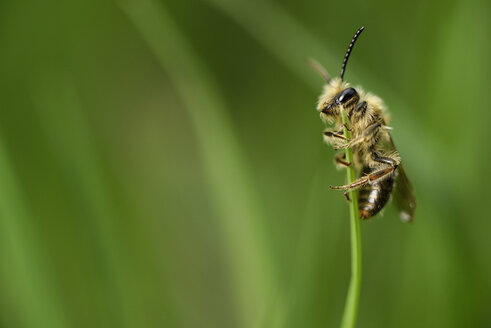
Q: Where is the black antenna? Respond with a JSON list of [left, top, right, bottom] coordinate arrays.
[[340, 26, 365, 81]]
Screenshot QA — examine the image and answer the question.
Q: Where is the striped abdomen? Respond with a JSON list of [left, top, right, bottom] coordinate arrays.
[[358, 166, 395, 219]]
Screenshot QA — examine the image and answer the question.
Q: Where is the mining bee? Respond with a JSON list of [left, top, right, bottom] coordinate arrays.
[[314, 26, 415, 221]]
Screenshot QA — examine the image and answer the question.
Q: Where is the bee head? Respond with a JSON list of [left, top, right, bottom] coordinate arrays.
[[317, 78, 343, 122], [317, 80, 360, 122]]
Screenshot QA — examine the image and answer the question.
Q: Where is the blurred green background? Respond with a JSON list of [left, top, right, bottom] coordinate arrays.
[[0, 0, 490, 327]]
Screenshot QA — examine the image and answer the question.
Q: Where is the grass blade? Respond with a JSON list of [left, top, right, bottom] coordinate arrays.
[[339, 109, 362, 328]]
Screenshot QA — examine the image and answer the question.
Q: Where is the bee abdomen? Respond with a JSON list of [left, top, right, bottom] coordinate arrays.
[[358, 172, 394, 219]]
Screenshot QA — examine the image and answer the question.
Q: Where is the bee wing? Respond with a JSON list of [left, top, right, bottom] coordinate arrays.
[[386, 134, 416, 222], [392, 164, 416, 222]]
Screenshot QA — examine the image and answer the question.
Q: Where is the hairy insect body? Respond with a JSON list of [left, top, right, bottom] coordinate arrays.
[[318, 78, 401, 218], [313, 26, 415, 221]]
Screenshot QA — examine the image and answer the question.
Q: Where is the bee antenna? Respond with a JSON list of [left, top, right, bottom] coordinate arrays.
[[340, 26, 365, 81], [309, 58, 331, 82]]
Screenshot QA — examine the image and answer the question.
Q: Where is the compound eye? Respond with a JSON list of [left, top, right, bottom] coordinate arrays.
[[336, 87, 358, 105]]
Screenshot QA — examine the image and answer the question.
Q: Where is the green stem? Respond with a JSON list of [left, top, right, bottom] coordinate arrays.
[[340, 109, 362, 328]]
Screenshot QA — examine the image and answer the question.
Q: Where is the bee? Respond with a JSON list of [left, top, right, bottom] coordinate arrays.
[[314, 26, 415, 221]]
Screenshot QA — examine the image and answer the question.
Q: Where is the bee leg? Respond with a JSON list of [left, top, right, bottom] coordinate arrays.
[[344, 191, 351, 202], [330, 175, 369, 190], [334, 123, 382, 150], [364, 150, 399, 182], [367, 166, 397, 182], [370, 150, 398, 167], [334, 153, 352, 167], [324, 129, 348, 141], [329, 164, 397, 190]]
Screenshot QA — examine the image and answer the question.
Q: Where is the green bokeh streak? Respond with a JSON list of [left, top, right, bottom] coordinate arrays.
[[32, 76, 141, 328], [118, 0, 279, 326], [0, 138, 68, 328]]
